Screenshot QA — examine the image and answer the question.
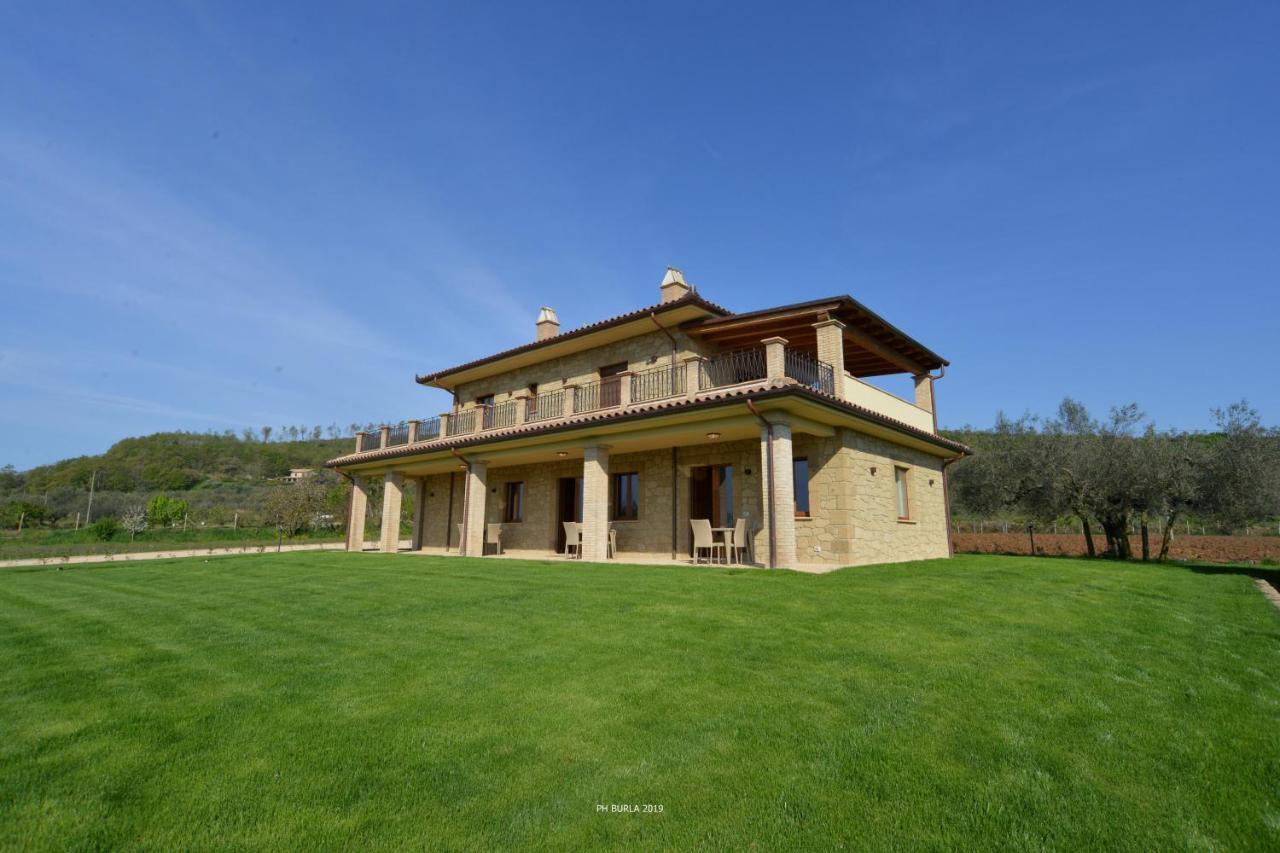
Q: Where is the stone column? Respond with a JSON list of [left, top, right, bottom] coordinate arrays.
[[439, 412, 452, 438], [347, 475, 368, 551], [812, 318, 846, 399], [378, 426, 390, 449], [564, 385, 578, 416], [581, 445, 610, 562], [763, 336, 789, 382], [513, 395, 529, 426], [914, 375, 935, 414], [380, 472, 404, 553], [683, 356, 702, 397], [355, 432, 369, 453], [460, 462, 488, 556], [407, 420, 420, 444], [410, 477, 427, 550], [758, 418, 796, 569], [617, 371, 633, 408]]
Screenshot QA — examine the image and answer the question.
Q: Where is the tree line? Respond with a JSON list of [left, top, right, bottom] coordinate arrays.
[[947, 399, 1280, 560]]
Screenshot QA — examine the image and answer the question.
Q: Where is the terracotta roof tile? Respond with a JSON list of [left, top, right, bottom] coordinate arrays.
[[415, 290, 732, 386]]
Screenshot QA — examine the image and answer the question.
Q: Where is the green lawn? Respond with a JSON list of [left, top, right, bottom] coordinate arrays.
[[1, 554, 1277, 850]]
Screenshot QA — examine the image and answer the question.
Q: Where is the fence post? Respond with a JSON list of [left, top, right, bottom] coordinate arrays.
[[407, 420, 420, 444]]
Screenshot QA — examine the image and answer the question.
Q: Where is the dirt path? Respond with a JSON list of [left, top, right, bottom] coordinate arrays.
[[0, 541, 351, 570]]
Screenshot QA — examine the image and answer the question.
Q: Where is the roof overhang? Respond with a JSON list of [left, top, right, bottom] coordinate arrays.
[[684, 295, 947, 377], [329, 384, 968, 476], [416, 292, 730, 392]]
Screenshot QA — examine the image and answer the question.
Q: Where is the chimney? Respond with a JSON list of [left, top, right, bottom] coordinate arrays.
[[536, 306, 560, 341], [660, 267, 691, 303]]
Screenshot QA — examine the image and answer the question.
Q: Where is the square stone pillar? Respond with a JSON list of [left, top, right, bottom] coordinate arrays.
[[355, 432, 368, 453], [347, 475, 369, 551], [564, 385, 578, 416], [460, 462, 488, 556], [914, 374, 935, 413], [513, 395, 529, 426], [617, 371, 633, 408], [683, 356, 703, 397], [439, 413, 452, 437], [762, 337, 789, 382], [410, 477, 427, 550], [759, 418, 796, 569], [407, 420, 420, 444], [812, 318, 846, 399], [581, 445, 611, 562], [378, 426, 390, 449], [380, 472, 404, 553]]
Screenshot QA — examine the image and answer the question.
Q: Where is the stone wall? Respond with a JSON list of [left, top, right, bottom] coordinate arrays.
[[411, 429, 948, 567], [791, 429, 949, 566]]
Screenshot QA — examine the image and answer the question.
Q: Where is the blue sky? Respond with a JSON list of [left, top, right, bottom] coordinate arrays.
[[2, 2, 1277, 468]]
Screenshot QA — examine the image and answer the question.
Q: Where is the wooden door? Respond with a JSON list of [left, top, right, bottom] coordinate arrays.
[[556, 476, 583, 552], [599, 362, 627, 408]]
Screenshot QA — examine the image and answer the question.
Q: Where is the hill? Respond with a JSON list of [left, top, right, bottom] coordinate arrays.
[[5, 432, 351, 494]]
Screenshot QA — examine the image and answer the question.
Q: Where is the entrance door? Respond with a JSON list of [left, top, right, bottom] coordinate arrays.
[[689, 465, 734, 553], [556, 476, 584, 552], [599, 362, 627, 408]]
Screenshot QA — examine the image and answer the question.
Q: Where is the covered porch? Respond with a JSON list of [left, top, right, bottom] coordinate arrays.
[[343, 402, 814, 569]]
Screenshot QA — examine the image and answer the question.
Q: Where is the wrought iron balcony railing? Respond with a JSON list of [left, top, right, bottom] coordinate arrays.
[[631, 364, 685, 403], [386, 422, 410, 447], [483, 400, 518, 431], [699, 347, 767, 390], [784, 349, 835, 396], [450, 409, 477, 436], [525, 389, 564, 423], [573, 378, 623, 414], [415, 417, 441, 442]]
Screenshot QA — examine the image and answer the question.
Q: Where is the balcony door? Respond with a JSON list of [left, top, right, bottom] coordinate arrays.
[[599, 362, 627, 408], [556, 476, 584, 552], [690, 465, 734, 552]]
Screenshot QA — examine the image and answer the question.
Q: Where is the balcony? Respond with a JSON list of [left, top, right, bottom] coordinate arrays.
[[351, 342, 935, 455]]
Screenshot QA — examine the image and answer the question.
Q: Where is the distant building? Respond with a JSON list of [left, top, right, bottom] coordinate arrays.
[[275, 468, 315, 484]]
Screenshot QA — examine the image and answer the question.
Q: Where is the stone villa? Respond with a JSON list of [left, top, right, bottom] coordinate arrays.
[[327, 269, 968, 570]]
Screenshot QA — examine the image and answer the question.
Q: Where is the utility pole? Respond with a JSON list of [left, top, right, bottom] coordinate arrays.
[[85, 470, 99, 524]]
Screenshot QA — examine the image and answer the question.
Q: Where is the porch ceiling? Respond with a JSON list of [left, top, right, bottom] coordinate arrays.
[[684, 295, 947, 377]]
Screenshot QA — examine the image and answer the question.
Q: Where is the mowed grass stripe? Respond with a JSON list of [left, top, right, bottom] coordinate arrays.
[[0, 553, 1276, 850]]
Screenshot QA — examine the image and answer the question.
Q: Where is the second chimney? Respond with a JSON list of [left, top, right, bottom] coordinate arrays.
[[660, 267, 691, 303], [536, 306, 560, 341]]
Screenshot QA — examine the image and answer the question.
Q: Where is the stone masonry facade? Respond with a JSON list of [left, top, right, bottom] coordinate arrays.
[[401, 428, 948, 568]]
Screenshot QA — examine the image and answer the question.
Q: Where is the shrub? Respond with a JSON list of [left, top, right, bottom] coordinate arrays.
[[90, 516, 120, 541]]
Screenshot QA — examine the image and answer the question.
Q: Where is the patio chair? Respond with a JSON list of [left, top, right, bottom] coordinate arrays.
[[562, 521, 581, 558], [727, 517, 748, 564], [486, 523, 503, 556], [690, 519, 726, 565]]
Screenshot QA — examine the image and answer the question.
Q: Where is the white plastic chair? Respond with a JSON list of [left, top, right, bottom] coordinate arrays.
[[727, 517, 748, 564], [562, 521, 581, 558], [691, 519, 726, 565], [486, 523, 503, 555]]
